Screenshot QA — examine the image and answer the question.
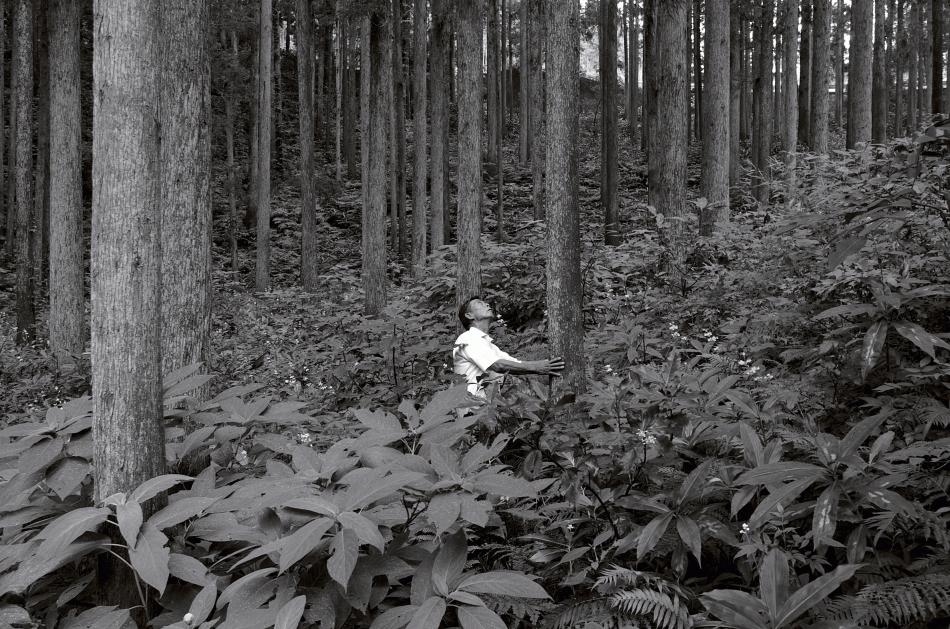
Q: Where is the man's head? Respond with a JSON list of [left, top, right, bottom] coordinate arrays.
[[458, 297, 495, 329]]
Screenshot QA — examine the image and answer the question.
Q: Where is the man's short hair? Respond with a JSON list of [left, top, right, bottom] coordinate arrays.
[[458, 296, 481, 329]]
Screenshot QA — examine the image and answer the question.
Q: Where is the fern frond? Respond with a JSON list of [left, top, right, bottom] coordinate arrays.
[[547, 597, 614, 629], [848, 572, 950, 626], [610, 589, 692, 629], [480, 592, 550, 625]]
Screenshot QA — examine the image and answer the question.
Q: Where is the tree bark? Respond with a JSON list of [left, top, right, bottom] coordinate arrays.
[[835, 0, 843, 127], [0, 4, 5, 248], [798, 0, 812, 146], [364, 9, 389, 316], [809, 0, 831, 153], [932, 0, 943, 113], [430, 0, 449, 248], [411, 0, 427, 275], [519, 0, 528, 162], [895, 0, 904, 135], [495, 0, 505, 243], [345, 18, 358, 179], [782, 0, 798, 210], [487, 0, 499, 161], [701, 0, 729, 236], [256, 0, 273, 292], [751, 0, 773, 207], [872, 0, 888, 142], [14, 0, 34, 344], [226, 31, 238, 273], [34, 0, 50, 295], [91, 0, 166, 615], [908, 0, 918, 130], [729, 5, 740, 186], [602, 0, 619, 245], [630, 0, 640, 144], [49, 0, 83, 363], [392, 0, 407, 259], [528, 0, 545, 220], [457, 0, 483, 305], [546, 0, 584, 393], [298, 0, 319, 289], [849, 0, 872, 148]]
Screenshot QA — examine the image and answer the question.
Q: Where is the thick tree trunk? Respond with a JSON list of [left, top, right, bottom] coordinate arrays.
[[701, 0, 729, 236], [14, 0, 34, 344], [546, 0, 584, 393], [91, 0, 166, 615], [364, 10, 389, 316], [49, 0, 83, 363], [411, 0, 427, 275], [872, 0, 888, 142], [391, 0, 406, 259], [256, 0, 273, 292], [920, 6, 930, 118], [798, 0, 812, 147], [809, 0, 832, 153], [430, 0, 449, 248], [752, 0, 773, 207], [0, 4, 5, 248], [692, 0, 701, 141], [298, 0, 319, 289], [602, 0, 619, 246], [647, 0, 687, 281], [528, 0, 544, 220], [457, 0, 483, 305], [642, 0, 651, 152], [849, 0, 873, 148], [5, 43, 14, 259], [34, 1, 50, 295]]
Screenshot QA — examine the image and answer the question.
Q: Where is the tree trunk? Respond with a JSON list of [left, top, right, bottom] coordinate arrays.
[[872, 0, 888, 142], [487, 0, 499, 161], [729, 5, 740, 186], [798, 0, 812, 146], [920, 5, 930, 118], [529, 0, 544, 220], [932, 0, 943, 113], [546, 0, 584, 393], [602, 0, 619, 246], [849, 0, 872, 148], [49, 0, 83, 363], [642, 0, 651, 152], [273, 13, 282, 182], [91, 0, 166, 616], [835, 0, 843, 126], [809, 0, 831, 153], [631, 0, 640, 145], [0, 4, 5, 248], [693, 0, 702, 141], [701, 0, 729, 236], [5, 33, 14, 260], [457, 0, 483, 305], [895, 0, 904, 135], [256, 0, 272, 292], [336, 18, 343, 180], [365, 10, 389, 316], [392, 0, 407, 259], [495, 0, 505, 243], [752, 0, 773, 207], [34, 0, 50, 296], [647, 0, 687, 282], [908, 0, 918, 130], [14, 0, 34, 344], [519, 0, 528, 162], [782, 0, 798, 209], [298, 0, 319, 289], [430, 0, 449, 248], [345, 18, 358, 179], [411, 0, 427, 275], [226, 32, 239, 273]]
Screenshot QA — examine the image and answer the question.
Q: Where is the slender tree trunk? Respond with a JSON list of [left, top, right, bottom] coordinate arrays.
[[782, 0, 798, 210], [849, 0, 873, 148], [693, 0, 701, 141], [642, 0, 653, 153], [487, 0, 498, 160], [752, 0, 774, 207], [872, 0, 888, 142], [92, 0, 166, 616], [14, 0, 34, 344], [701, 0, 729, 235], [647, 0, 687, 282], [457, 0, 483, 305], [317, 24, 326, 154], [430, 0, 449, 249], [411, 0, 427, 275], [256, 0, 272, 291], [519, 0, 529, 162], [908, 0, 918, 129], [388, 2, 398, 254], [546, 0, 584, 393], [394, 0, 407, 258], [273, 13, 282, 182], [798, 0, 812, 146], [729, 5, 741, 186], [226, 32, 239, 273], [34, 0, 50, 296], [920, 5, 930, 118], [298, 0, 319, 289], [365, 10, 389, 316], [810, 0, 832, 153], [49, 0, 83, 363], [835, 0, 843, 126], [336, 19, 343, 180], [631, 0, 640, 145], [895, 0, 904, 135], [495, 0, 505, 243], [5, 33, 14, 260], [345, 19, 358, 179], [0, 4, 5, 248], [602, 0, 619, 246], [529, 0, 544, 220], [740, 21, 751, 142], [932, 0, 943, 113]]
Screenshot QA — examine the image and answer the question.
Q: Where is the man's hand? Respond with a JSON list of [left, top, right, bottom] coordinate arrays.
[[541, 357, 565, 376], [491, 357, 566, 377]]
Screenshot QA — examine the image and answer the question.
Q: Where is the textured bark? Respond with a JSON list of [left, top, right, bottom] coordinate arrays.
[[298, 0, 319, 289], [456, 0, 483, 306], [849, 0, 872, 148], [364, 11, 388, 316], [49, 0, 83, 363], [345, 19, 358, 179], [602, 0, 619, 245], [692, 0, 702, 141], [91, 0, 166, 614], [487, 0, 499, 160], [919, 4, 930, 118], [528, 0, 544, 220], [411, 0, 427, 275], [872, 0, 888, 142], [798, 0, 812, 146], [5, 32, 14, 260], [630, 0, 640, 144], [895, 0, 904, 135], [908, 0, 918, 130], [546, 0, 584, 392], [701, 0, 729, 236], [932, 0, 943, 113], [226, 32, 239, 273], [519, 0, 528, 162], [161, 0, 211, 381], [0, 4, 5, 247], [647, 0, 687, 279], [495, 0, 505, 243], [256, 0, 272, 292], [14, 0, 34, 344], [34, 1, 49, 294], [751, 0, 773, 207], [430, 0, 449, 248], [809, 0, 831, 153], [782, 0, 798, 211], [391, 0, 406, 259], [729, 6, 741, 186], [835, 0, 843, 127]]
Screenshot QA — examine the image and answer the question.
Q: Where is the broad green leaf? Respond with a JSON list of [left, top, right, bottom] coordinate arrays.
[[457, 604, 507, 629], [405, 596, 447, 629], [448, 591, 485, 607], [0, 533, 107, 596], [410, 549, 438, 607], [369, 605, 419, 629], [812, 483, 840, 548], [35, 507, 109, 559], [637, 512, 674, 561], [338, 511, 385, 551], [45, 457, 92, 500], [291, 445, 323, 474], [218, 608, 279, 629], [427, 493, 462, 536], [164, 374, 215, 400], [60, 606, 131, 629], [774, 564, 862, 629], [218, 568, 277, 616], [839, 412, 890, 459], [116, 500, 144, 548], [340, 471, 425, 511], [759, 549, 789, 623], [432, 529, 467, 595], [188, 582, 217, 626], [846, 524, 867, 564], [739, 462, 826, 487], [176, 426, 216, 462], [168, 552, 211, 586], [675, 516, 702, 564], [725, 390, 760, 419], [860, 320, 888, 382], [827, 236, 866, 271], [457, 571, 549, 599], [148, 497, 219, 530], [748, 477, 814, 530], [129, 474, 192, 504], [19, 436, 65, 475], [128, 522, 169, 594], [278, 517, 334, 573], [472, 473, 536, 498], [701, 590, 769, 629], [274, 595, 307, 629], [327, 528, 359, 589], [892, 321, 950, 358], [163, 363, 203, 393], [419, 385, 470, 428], [739, 422, 765, 466], [283, 496, 339, 516], [353, 408, 402, 432], [459, 495, 490, 527], [676, 459, 714, 503]]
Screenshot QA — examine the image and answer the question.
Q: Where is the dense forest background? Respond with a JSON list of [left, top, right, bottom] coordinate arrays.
[[0, 0, 949, 628]]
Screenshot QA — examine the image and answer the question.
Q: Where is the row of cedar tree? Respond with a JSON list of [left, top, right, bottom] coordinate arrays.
[[0, 0, 945, 610]]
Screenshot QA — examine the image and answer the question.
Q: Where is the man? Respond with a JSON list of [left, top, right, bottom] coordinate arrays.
[[453, 297, 565, 398]]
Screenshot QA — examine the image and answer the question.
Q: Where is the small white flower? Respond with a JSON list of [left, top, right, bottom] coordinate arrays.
[[708, 336, 718, 343], [184, 613, 194, 624], [605, 364, 613, 373], [741, 523, 751, 535]]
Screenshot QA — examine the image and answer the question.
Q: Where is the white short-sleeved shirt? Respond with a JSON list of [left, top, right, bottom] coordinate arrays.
[[453, 328, 519, 397]]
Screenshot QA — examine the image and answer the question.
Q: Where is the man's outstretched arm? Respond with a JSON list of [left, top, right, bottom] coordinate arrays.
[[489, 357, 565, 376]]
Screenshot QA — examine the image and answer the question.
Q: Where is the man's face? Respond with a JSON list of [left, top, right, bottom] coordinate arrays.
[[466, 299, 494, 323]]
